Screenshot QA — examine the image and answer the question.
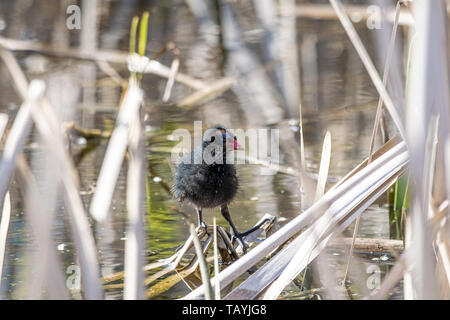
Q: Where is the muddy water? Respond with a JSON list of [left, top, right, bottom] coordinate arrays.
[[0, 0, 404, 299]]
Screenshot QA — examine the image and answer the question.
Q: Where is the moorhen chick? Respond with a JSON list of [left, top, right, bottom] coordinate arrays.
[[173, 126, 251, 253]]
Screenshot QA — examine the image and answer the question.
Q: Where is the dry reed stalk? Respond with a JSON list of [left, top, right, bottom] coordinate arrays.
[[329, 237, 404, 253], [299, 104, 306, 171], [423, 116, 450, 292], [278, 0, 302, 116], [213, 218, 221, 300], [0, 36, 127, 63], [29, 98, 103, 299], [0, 36, 208, 91], [15, 155, 69, 299], [143, 59, 207, 90], [190, 224, 213, 300], [146, 236, 214, 299], [332, 0, 402, 286], [0, 114, 7, 138], [0, 192, 10, 292], [403, 0, 450, 299], [21, 79, 102, 301], [0, 80, 45, 218], [80, 0, 99, 127], [226, 149, 405, 300], [97, 60, 126, 86], [0, 115, 9, 292], [162, 56, 180, 103], [0, 79, 68, 299], [0, 49, 103, 299], [314, 131, 331, 202], [144, 218, 273, 299], [368, 1, 402, 164], [176, 77, 236, 109], [90, 82, 143, 222], [261, 143, 408, 299], [299, 130, 331, 292], [124, 106, 146, 300], [183, 138, 408, 299]]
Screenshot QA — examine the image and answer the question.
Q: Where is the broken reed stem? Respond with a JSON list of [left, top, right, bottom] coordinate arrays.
[[368, 1, 402, 164], [0, 114, 7, 138], [124, 104, 146, 300], [213, 218, 221, 300], [329, 237, 404, 253], [299, 130, 331, 291], [162, 55, 180, 103], [0, 36, 207, 90], [190, 224, 213, 300], [342, 215, 361, 287], [314, 131, 331, 202], [0, 81, 45, 279], [0, 114, 8, 292], [90, 83, 143, 222], [184, 139, 408, 299], [30, 97, 103, 299], [299, 104, 306, 171], [341, 0, 402, 287], [0, 192, 10, 291], [175, 76, 236, 108], [0, 78, 68, 298], [15, 154, 69, 299], [0, 48, 103, 299], [0, 55, 44, 215]]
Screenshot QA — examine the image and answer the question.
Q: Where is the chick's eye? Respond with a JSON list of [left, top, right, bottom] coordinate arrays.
[[210, 136, 215, 142]]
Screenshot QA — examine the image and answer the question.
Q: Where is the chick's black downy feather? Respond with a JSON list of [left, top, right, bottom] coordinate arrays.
[[173, 126, 238, 209], [172, 126, 261, 254]]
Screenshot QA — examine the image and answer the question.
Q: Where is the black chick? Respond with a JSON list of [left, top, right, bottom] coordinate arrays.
[[172, 126, 248, 252]]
